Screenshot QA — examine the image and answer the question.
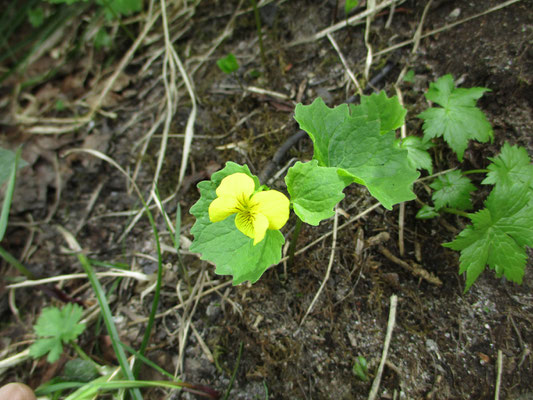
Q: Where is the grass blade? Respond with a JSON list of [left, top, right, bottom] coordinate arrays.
[[57, 225, 143, 400], [0, 147, 21, 241]]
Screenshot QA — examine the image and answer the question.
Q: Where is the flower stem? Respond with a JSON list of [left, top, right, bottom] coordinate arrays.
[[288, 218, 303, 268]]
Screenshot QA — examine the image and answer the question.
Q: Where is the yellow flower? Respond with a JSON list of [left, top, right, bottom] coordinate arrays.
[[208, 173, 290, 245]]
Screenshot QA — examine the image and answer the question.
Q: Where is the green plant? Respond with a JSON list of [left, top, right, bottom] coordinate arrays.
[[418, 74, 493, 161], [0, 147, 26, 242], [217, 53, 240, 74], [415, 77, 533, 291], [190, 74, 533, 292], [345, 0, 359, 15], [29, 303, 87, 363], [0, 147, 34, 279], [191, 91, 418, 284], [353, 356, 369, 381], [190, 163, 286, 285]]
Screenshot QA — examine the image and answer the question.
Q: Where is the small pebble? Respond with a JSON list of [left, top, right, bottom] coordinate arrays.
[[0, 383, 36, 400]]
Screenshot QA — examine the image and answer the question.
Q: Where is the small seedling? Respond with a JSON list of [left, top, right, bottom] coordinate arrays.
[[94, 28, 112, 49], [27, 7, 44, 27], [345, 0, 359, 15], [217, 53, 239, 75], [403, 69, 415, 83], [29, 303, 87, 363], [353, 356, 369, 381]]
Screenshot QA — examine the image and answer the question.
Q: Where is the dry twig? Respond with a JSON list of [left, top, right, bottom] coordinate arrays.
[[299, 207, 339, 327], [368, 294, 398, 400]]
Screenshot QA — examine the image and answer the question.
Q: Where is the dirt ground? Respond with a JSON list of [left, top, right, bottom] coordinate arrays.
[[1, 0, 533, 399]]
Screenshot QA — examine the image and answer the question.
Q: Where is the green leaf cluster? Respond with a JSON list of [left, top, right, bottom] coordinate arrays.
[[482, 142, 533, 190], [440, 143, 533, 291], [444, 184, 533, 291], [29, 304, 87, 363], [288, 93, 419, 225], [418, 74, 493, 161], [430, 170, 476, 211], [395, 136, 432, 174], [216, 53, 239, 75], [189, 162, 285, 285]]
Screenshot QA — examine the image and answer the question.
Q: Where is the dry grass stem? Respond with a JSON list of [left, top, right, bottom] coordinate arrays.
[[6, 270, 149, 289], [245, 86, 291, 100], [20, 10, 161, 134], [127, 280, 234, 326], [368, 294, 398, 400], [299, 207, 339, 327], [375, 0, 522, 57], [327, 33, 363, 95], [495, 350, 503, 400], [174, 270, 206, 376], [363, 0, 376, 80], [0, 350, 30, 372], [281, 202, 381, 263], [289, 0, 403, 46], [74, 179, 106, 234]]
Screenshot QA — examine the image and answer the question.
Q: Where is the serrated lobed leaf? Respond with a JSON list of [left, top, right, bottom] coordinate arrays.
[[30, 304, 86, 363], [286, 160, 352, 225], [395, 136, 433, 174], [294, 96, 419, 209], [29, 337, 64, 363], [189, 162, 284, 285], [444, 184, 533, 291], [430, 170, 476, 211], [33, 303, 85, 342], [418, 74, 493, 161], [482, 142, 533, 189]]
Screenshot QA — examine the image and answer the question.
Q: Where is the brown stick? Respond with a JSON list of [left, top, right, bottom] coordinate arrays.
[[379, 246, 442, 286]]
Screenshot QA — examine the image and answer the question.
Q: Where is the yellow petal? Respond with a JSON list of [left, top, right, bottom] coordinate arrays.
[[234, 211, 269, 245], [234, 211, 255, 239], [252, 213, 269, 245], [216, 173, 255, 199], [209, 196, 239, 222], [252, 190, 290, 230]]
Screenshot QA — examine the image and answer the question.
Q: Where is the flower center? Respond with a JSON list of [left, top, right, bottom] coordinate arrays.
[[235, 193, 258, 222]]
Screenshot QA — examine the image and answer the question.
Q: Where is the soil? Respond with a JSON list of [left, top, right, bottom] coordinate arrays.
[[1, 0, 533, 399]]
